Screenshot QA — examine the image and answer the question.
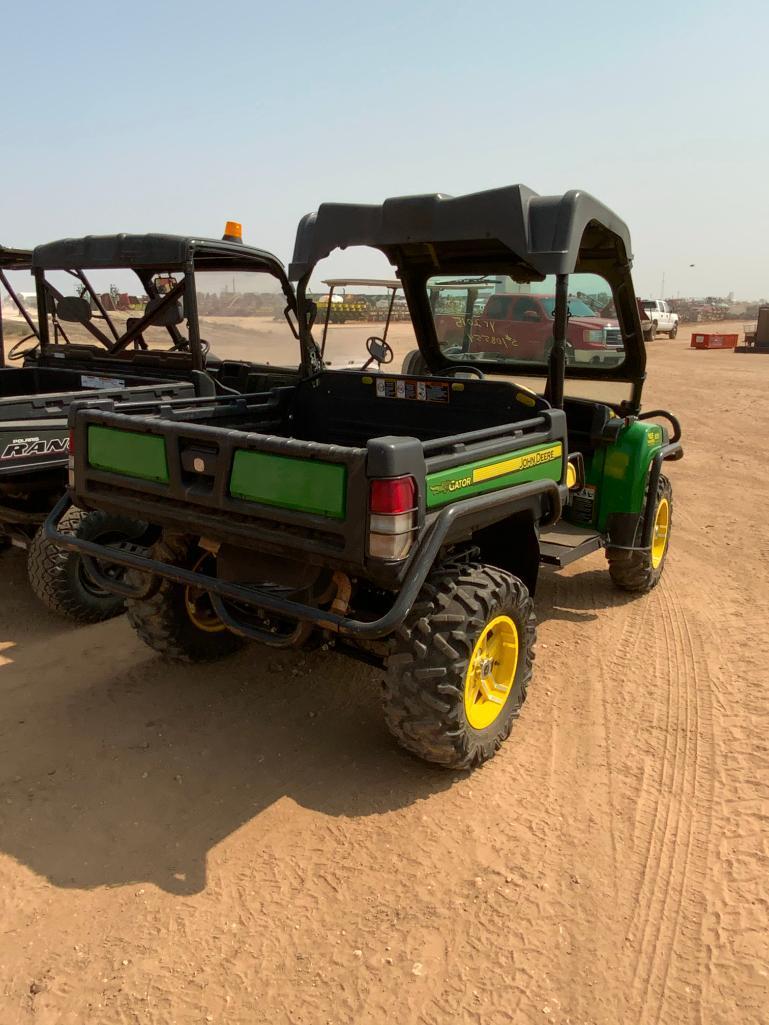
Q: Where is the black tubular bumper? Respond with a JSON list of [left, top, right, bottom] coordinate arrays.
[[43, 479, 562, 641]]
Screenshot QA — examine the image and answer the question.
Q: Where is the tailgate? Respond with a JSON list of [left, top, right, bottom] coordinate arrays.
[[70, 406, 368, 563]]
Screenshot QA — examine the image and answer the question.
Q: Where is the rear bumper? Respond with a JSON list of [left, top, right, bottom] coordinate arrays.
[[44, 479, 563, 641]]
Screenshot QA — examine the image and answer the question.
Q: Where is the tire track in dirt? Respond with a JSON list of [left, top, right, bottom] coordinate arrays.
[[624, 570, 715, 1025]]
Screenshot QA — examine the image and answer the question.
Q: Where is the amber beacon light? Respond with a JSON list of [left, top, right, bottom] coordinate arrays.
[[222, 220, 243, 243]]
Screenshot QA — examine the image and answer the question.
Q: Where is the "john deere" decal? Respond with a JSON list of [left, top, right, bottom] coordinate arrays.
[[426, 442, 563, 508]]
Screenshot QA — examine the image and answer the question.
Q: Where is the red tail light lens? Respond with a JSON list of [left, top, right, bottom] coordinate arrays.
[[368, 476, 417, 560], [68, 429, 75, 454], [370, 476, 415, 515]]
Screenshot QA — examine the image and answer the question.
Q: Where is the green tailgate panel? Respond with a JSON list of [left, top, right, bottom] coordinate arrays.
[[426, 441, 563, 508], [230, 450, 347, 519], [87, 426, 169, 482]]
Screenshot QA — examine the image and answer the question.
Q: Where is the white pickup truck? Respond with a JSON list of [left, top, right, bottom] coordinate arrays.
[[640, 299, 679, 339]]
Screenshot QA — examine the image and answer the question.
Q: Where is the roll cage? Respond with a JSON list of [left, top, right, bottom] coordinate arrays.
[[30, 233, 302, 372], [291, 185, 648, 412]]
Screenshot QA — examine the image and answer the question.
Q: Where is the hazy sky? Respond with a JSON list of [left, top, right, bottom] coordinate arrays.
[[2, 0, 767, 299]]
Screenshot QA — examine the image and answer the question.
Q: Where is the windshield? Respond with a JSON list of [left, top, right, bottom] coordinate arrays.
[[34, 264, 298, 367], [38, 267, 191, 353], [194, 269, 299, 367], [427, 272, 623, 372]]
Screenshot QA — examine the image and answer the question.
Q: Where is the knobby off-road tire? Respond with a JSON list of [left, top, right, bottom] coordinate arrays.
[[27, 506, 147, 623], [126, 537, 244, 663], [383, 558, 535, 769], [607, 474, 673, 593]]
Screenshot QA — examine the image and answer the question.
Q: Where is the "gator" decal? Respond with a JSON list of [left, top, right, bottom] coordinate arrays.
[[426, 442, 563, 508]]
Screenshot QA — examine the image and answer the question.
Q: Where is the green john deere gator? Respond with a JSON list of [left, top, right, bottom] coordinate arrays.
[[45, 185, 683, 769]]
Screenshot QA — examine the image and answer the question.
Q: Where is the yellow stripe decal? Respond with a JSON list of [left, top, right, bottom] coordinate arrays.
[[472, 443, 563, 485]]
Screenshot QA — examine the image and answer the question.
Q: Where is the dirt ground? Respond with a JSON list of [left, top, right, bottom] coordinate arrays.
[[0, 321, 767, 1025]]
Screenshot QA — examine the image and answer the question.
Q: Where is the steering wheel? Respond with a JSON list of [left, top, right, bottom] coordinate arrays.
[[171, 338, 210, 356], [7, 334, 41, 361], [441, 363, 485, 379], [360, 335, 394, 370], [365, 336, 394, 365]]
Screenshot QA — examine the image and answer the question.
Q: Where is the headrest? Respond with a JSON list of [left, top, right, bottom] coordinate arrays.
[[57, 296, 92, 323], [145, 295, 184, 327]]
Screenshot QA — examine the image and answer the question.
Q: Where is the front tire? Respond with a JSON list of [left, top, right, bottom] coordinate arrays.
[[126, 539, 244, 662], [607, 474, 673, 593], [27, 506, 148, 623], [383, 558, 535, 769]]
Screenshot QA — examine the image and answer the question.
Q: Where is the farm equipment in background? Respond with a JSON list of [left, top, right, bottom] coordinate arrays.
[[313, 279, 410, 325]]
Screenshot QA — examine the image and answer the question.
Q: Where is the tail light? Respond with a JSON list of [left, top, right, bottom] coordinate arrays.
[[368, 476, 417, 560]]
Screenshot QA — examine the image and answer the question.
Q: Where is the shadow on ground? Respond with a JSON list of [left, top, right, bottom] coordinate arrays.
[[0, 550, 641, 896]]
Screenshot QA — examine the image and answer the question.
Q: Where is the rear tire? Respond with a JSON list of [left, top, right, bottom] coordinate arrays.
[[401, 349, 430, 376], [607, 474, 672, 593], [27, 506, 148, 623], [383, 558, 535, 769], [669, 323, 678, 338], [126, 538, 244, 662], [649, 321, 657, 340]]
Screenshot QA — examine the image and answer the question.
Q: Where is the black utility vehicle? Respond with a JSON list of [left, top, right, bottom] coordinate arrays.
[[46, 186, 682, 767], [1, 231, 299, 621]]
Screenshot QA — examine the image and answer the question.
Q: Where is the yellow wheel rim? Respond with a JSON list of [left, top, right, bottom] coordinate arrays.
[[184, 553, 227, 633], [463, 615, 519, 731], [651, 497, 670, 569]]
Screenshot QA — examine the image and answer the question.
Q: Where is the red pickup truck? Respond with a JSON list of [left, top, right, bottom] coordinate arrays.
[[434, 292, 624, 365]]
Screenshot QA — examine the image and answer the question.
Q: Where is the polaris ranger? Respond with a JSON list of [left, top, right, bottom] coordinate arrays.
[[45, 186, 682, 767], [1, 228, 300, 621]]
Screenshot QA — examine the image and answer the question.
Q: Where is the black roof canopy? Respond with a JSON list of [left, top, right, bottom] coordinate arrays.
[[289, 185, 634, 281], [32, 233, 288, 279], [0, 245, 33, 271]]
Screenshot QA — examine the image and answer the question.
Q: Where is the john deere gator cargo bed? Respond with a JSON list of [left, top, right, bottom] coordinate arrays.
[[66, 371, 568, 581]]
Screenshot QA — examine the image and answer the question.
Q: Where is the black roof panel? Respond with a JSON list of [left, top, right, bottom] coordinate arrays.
[[289, 185, 633, 280], [32, 233, 286, 276], [0, 245, 33, 270]]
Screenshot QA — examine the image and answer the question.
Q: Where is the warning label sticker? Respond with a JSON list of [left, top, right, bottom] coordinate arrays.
[[81, 374, 125, 390], [374, 377, 449, 403]]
